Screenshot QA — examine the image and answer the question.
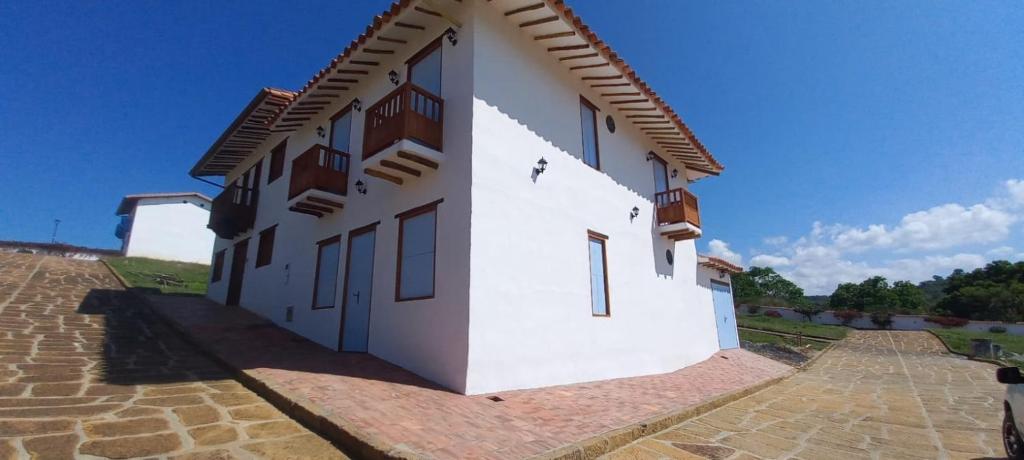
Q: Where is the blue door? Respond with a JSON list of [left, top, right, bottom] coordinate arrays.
[[711, 281, 739, 349], [340, 228, 376, 352]]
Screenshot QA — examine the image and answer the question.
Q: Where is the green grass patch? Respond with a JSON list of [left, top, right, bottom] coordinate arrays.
[[737, 314, 849, 340], [105, 257, 209, 295], [739, 329, 830, 351], [928, 328, 1024, 366]]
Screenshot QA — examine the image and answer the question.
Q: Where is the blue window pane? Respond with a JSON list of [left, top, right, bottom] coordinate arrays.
[[580, 102, 599, 168], [315, 241, 340, 308], [410, 47, 441, 95], [399, 211, 436, 299], [589, 238, 608, 315], [331, 111, 352, 153]]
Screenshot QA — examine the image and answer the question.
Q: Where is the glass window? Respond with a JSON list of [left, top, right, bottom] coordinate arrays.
[[313, 237, 341, 309], [255, 225, 276, 268], [588, 235, 609, 316], [652, 155, 669, 194], [580, 99, 600, 169], [397, 207, 437, 300], [268, 139, 287, 184], [410, 45, 441, 95], [330, 110, 352, 154]]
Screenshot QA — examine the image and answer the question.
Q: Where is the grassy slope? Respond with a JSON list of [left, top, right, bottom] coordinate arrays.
[[105, 257, 209, 295], [737, 314, 849, 340], [929, 328, 1024, 365], [739, 329, 830, 351]]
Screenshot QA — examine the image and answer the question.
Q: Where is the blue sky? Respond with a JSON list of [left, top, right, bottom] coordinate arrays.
[[1, 1, 1021, 293]]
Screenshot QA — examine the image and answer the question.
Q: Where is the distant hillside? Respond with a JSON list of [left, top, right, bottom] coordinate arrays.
[[804, 295, 830, 307]]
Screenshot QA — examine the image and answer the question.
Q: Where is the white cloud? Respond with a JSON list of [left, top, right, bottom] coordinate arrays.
[[707, 239, 743, 266], [740, 179, 1024, 294], [750, 254, 791, 267]]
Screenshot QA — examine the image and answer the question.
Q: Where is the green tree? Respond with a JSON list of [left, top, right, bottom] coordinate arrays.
[[828, 282, 861, 310], [936, 261, 1024, 321], [731, 266, 806, 306], [891, 280, 926, 313], [857, 276, 897, 312]]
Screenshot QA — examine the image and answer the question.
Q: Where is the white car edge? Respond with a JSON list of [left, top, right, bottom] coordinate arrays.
[[999, 366, 1024, 459]]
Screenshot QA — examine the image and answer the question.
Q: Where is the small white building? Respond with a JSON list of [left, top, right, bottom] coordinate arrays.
[[190, 0, 742, 394], [115, 193, 215, 264]]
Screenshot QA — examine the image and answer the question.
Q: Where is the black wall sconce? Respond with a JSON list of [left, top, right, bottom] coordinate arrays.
[[533, 157, 548, 175], [388, 70, 399, 86], [316, 126, 325, 138], [671, 168, 678, 178], [645, 151, 655, 162], [445, 27, 458, 46], [355, 180, 367, 195], [352, 98, 362, 112], [629, 206, 640, 222], [605, 115, 616, 133]]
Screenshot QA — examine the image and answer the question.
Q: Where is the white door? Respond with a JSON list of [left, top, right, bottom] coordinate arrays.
[[340, 228, 375, 352]]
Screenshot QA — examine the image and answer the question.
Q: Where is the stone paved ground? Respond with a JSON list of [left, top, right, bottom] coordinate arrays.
[[604, 330, 1004, 460], [0, 253, 347, 459], [145, 293, 793, 459]]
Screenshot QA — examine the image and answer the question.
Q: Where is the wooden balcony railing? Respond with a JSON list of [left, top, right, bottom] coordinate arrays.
[[288, 144, 350, 200], [362, 82, 443, 160], [655, 188, 701, 228], [208, 184, 258, 239]]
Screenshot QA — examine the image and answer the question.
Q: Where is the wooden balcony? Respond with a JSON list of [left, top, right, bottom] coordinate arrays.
[[209, 184, 258, 240], [287, 144, 348, 218], [655, 188, 702, 241], [360, 82, 444, 186]]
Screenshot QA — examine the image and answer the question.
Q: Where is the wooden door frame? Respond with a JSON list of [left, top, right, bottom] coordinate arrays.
[[226, 238, 249, 306], [338, 222, 379, 351]]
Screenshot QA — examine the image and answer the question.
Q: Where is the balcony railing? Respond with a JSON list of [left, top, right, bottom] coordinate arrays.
[[288, 144, 350, 200], [209, 184, 258, 239], [655, 188, 701, 228], [362, 82, 443, 160]]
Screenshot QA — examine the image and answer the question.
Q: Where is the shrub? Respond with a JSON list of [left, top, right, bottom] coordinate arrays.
[[746, 305, 761, 315], [765, 310, 783, 318], [870, 311, 894, 329], [990, 326, 1008, 334], [924, 316, 970, 328], [833, 310, 863, 325]]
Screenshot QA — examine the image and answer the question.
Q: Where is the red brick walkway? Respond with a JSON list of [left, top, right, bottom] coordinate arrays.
[[145, 294, 792, 459]]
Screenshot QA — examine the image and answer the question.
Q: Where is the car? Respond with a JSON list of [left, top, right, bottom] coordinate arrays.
[[999, 366, 1024, 459]]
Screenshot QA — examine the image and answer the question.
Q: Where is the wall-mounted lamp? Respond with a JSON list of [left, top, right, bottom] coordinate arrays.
[[719, 270, 728, 279], [533, 157, 548, 175], [316, 126, 325, 138], [445, 27, 458, 46], [352, 98, 362, 112], [355, 180, 367, 195], [671, 168, 678, 178], [645, 151, 655, 162], [388, 70, 400, 86], [629, 206, 640, 222]]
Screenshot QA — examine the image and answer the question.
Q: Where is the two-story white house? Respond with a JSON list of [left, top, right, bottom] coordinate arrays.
[[190, 0, 740, 395], [115, 192, 215, 264]]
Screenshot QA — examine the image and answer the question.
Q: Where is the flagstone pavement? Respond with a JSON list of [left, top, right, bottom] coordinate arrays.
[[0, 253, 347, 459], [603, 330, 1005, 460]]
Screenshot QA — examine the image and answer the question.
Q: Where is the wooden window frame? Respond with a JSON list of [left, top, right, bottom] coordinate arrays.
[[254, 224, 277, 268], [329, 104, 355, 154], [311, 235, 342, 310], [211, 249, 226, 282], [405, 36, 443, 81], [579, 96, 602, 170], [587, 230, 611, 317], [394, 198, 443, 302], [267, 139, 287, 184]]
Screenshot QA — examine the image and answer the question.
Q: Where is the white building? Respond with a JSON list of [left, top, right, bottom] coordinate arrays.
[[190, 0, 741, 395], [115, 193, 215, 264]]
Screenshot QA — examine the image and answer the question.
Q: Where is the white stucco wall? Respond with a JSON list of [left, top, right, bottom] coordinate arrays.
[[462, 5, 721, 394], [123, 196, 215, 264], [205, 5, 475, 393]]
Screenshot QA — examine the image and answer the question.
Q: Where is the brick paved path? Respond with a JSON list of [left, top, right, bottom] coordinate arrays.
[[0, 253, 347, 459], [604, 330, 1004, 460]]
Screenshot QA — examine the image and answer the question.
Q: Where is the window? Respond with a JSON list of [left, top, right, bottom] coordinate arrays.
[[408, 37, 442, 95], [312, 236, 342, 309], [587, 231, 610, 316], [211, 250, 226, 282], [330, 107, 353, 154], [268, 139, 287, 184], [651, 153, 669, 194], [580, 97, 600, 169], [255, 225, 276, 268], [396, 199, 441, 301]]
